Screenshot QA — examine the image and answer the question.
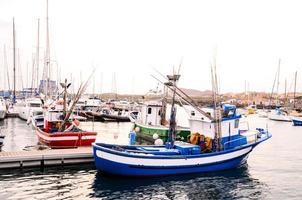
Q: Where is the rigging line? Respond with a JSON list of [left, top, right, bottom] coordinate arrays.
[[150, 74, 213, 121]]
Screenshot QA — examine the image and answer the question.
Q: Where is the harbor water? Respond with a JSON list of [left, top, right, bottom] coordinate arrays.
[[0, 115, 302, 199]]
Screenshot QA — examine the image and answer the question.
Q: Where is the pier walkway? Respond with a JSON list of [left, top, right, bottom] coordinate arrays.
[[0, 147, 93, 170]]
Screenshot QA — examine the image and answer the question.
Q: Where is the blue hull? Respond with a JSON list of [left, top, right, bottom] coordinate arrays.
[[292, 119, 302, 126], [93, 133, 271, 177], [93, 149, 250, 177]]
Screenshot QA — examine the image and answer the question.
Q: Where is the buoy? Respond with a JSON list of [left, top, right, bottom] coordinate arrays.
[[129, 131, 136, 145], [154, 138, 163, 145], [153, 133, 159, 140], [134, 127, 140, 133]]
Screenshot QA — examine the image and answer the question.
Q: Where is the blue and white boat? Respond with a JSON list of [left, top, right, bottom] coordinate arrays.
[[292, 117, 302, 126], [93, 104, 271, 177], [93, 74, 271, 177]]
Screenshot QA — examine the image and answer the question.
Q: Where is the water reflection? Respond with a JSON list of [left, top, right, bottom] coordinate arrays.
[[91, 165, 268, 200]]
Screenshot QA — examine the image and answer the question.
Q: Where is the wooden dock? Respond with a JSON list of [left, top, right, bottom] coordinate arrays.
[[0, 147, 94, 169]]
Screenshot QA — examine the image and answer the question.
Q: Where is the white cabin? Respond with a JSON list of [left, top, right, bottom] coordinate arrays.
[[139, 101, 162, 126], [188, 104, 241, 139]]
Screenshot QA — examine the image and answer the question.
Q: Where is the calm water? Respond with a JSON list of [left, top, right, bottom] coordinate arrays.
[[0, 115, 302, 200]]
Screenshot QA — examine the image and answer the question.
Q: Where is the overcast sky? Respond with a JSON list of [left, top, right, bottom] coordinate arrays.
[[0, 0, 301, 94]]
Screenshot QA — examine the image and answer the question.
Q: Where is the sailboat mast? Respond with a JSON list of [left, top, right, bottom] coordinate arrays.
[[36, 18, 40, 91], [12, 18, 16, 103], [276, 59, 281, 105], [293, 71, 297, 109], [45, 0, 50, 98], [284, 79, 287, 106], [3, 45, 11, 92]]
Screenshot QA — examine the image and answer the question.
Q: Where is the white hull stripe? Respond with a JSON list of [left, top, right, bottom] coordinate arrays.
[[37, 131, 96, 141], [96, 146, 252, 167]]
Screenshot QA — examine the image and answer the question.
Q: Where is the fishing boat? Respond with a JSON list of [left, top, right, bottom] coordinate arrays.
[[93, 73, 272, 177], [93, 104, 271, 177], [132, 101, 191, 142], [35, 76, 97, 149], [0, 97, 7, 120], [292, 117, 302, 126], [268, 108, 291, 122], [35, 110, 96, 148]]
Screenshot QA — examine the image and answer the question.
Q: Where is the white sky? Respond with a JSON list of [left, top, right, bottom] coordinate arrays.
[[0, 0, 302, 94]]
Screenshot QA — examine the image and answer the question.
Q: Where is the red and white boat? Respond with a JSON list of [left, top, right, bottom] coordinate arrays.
[[35, 110, 97, 149]]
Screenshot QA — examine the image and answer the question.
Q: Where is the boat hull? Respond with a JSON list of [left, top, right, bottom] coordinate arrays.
[[36, 128, 97, 149], [292, 118, 302, 126], [134, 122, 190, 142], [102, 114, 130, 122], [93, 144, 257, 177]]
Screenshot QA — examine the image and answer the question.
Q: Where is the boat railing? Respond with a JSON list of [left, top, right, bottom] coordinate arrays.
[[239, 121, 250, 130], [223, 132, 258, 150]]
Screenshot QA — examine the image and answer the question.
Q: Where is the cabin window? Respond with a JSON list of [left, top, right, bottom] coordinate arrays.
[[148, 107, 152, 114], [234, 119, 239, 128], [158, 110, 161, 116], [191, 111, 195, 116]]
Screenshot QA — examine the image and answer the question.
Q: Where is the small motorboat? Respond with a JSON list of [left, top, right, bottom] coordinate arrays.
[[268, 108, 292, 122]]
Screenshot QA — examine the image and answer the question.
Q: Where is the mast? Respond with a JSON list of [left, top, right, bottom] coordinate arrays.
[[284, 79, 287, 107], [93, 74, 95, 97], [166, 73, 180, 149], [31, 55, 35, 95], [211, 59, 222, 152], [160, 84, 167, 126], [12, 18, 16, 103], [17, 49, 24, 91], [293, 71, 297, 109], [43, 0, 51, 98], [112, 72, 117, 99], [3, 45, 11, 92], [276, 59, 281, 105], [36, 18, 40, 91]]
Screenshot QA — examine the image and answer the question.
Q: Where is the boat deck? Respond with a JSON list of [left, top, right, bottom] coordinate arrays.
[[0, 147, 93, 170]]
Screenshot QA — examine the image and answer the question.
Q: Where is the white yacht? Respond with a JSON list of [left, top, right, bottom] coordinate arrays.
[[16, 98, 43, 121], [0, 97, 7, 120]]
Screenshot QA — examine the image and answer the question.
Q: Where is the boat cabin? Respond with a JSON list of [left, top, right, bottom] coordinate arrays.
[[43, 111, 72, 133], [139, 101, 163, 126], [189, 104, 244, 148]]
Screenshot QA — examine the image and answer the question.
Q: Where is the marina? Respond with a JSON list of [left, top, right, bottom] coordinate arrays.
[[0, 115, 302, 199], [1, 0, 302, 199]]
